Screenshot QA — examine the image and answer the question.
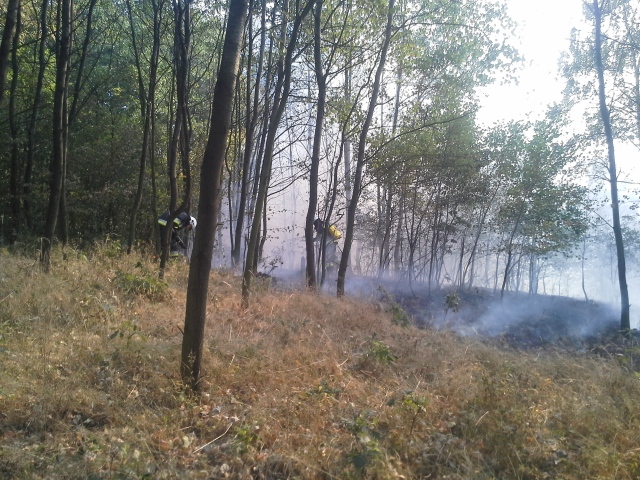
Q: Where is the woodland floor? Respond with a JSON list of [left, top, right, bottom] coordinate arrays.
[[2, 246, 640, 479]]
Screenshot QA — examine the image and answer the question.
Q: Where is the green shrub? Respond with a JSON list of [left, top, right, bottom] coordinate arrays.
[[114, 270, 168, 301]]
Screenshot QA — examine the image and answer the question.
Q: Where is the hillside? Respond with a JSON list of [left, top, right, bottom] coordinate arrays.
[[1, 244, 640, 479]]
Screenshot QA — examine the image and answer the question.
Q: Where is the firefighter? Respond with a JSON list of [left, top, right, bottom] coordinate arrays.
[[313, 218, 342, 270], [158, 211, 197, 256]]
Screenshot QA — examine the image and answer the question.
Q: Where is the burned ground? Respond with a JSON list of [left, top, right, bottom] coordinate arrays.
[[270, 269, 638, 369], [372, 281, 639, 363]]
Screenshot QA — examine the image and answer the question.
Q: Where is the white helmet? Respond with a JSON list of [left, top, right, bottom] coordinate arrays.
[[189, 216, 197, 229]]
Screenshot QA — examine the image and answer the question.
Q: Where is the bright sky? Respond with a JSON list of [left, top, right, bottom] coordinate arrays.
[[477, 0, 585, 126]]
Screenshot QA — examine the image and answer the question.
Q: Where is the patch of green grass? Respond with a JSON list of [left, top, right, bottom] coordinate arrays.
[[114, 270, 168, 301]]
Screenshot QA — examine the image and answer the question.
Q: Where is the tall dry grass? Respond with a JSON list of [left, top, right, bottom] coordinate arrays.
[[1, 242, 640, 479]]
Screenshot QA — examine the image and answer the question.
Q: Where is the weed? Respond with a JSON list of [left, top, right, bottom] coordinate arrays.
[[400, 391, 429, 437], [109, 320, 146, 348], [365, 340, 398, 364], [306, 380, 342, 398], [342, 410, 383, 474], [96, 236, 124, 259], [444, 291, 460, 321], [390, 302, 410, 327], [233, 422, 261, 453], [114, 270, 168, 301]]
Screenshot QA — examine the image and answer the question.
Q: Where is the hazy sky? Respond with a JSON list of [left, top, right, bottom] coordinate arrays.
[[477, 0, 585, 126]]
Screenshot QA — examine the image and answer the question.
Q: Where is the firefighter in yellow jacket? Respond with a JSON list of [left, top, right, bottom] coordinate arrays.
[[313, 218, 341, 270]]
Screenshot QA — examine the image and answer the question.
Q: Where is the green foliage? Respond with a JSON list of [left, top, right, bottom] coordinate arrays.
[[342, 410, 383, 474], [109, 320, 146, 348], [114, 270, 168, 301], [98, 237, 125, 259], [364, 340, 398, 365], [389, 302, 410, 327], [233, 422, 261, 453], [400, 390, 429, 438], [306, 380, 342, 398], [484, 118, 591, 260], [445, 292, 460, 312]]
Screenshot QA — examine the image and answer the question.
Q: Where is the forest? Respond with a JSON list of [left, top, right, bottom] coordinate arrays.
[[4, 1, 640, 476], [1, 0, 639, 325]]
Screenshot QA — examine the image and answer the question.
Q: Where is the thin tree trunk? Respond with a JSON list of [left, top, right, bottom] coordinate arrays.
[[181, 0, 247, 390], [581, 238, 589, 302], [69, 0, 98, 123], [232, 0, 266, 267], [8, 0, 21, 243], [126, 0, 162, 254], [242, 0, 315, 307], [161, 0, 193, 276], [500, 207, 523, 299], [337, 0, 395, 297], [0, 0, 20, 103], [593, 0, 630, 332], [24, 0, 49, 230], [41, 0, 71, 271], [305, 0, 326, 289]]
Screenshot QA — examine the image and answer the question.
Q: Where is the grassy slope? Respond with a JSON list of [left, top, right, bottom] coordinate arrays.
[[1, 243, 640, 479]]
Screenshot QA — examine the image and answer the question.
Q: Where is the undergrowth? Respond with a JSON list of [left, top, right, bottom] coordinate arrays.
[[1, 243, 640, 479]]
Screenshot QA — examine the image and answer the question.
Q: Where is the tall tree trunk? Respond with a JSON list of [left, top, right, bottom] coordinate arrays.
[[305, 0, 326, 289], [242, 0, 315, 307], [378, 61, 403, 277], [24, 0, 49, 230], [231, 0, 266, 267], [593, 0, 630, 332], [581, 238, 589, 302], [8, 0, 21, 244], [58, 0, 96, 249], [151, 108, 160, 254], [500, 207, 523, 299], [337, 0, 395, 297], [161, 0, 192, 276], [59, 0, 97, 249], [126, 0, 163, 254], [343, 65, 352, 208], [393, 192, 404, 273], [57, 84, 69, 248], [181, 0, 247, 391], [246, 27, 274, 253], [69, 0, 98, 124], [0, 0, 20, 103], [41, 0, 71, 271]]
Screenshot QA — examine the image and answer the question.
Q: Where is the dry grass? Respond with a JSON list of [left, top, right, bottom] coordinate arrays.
[[1, 242, 640, 479]]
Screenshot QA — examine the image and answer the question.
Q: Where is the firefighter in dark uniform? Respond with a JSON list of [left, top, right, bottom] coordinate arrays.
[[158, 211, 197, 256]]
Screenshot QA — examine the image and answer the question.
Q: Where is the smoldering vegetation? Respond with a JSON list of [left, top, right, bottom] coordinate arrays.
[[267, 266, 627, 356], [329, 274, 623, 349]]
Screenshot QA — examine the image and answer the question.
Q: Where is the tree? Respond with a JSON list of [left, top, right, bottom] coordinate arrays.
[[242, 0, 316, 307], [181, 0, 248, 390], [126, 0, 164, 254], [159, 0, 195, 276], [8, 0, 21, 243], [591, 0, 630, 332], [0, 0, 20, 103], [23, 0, 50, 230], [231, 0, 267, 267], [337, 0, 395, 297], [563, 0, 633, 332], [41, 0, 72, 271]]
